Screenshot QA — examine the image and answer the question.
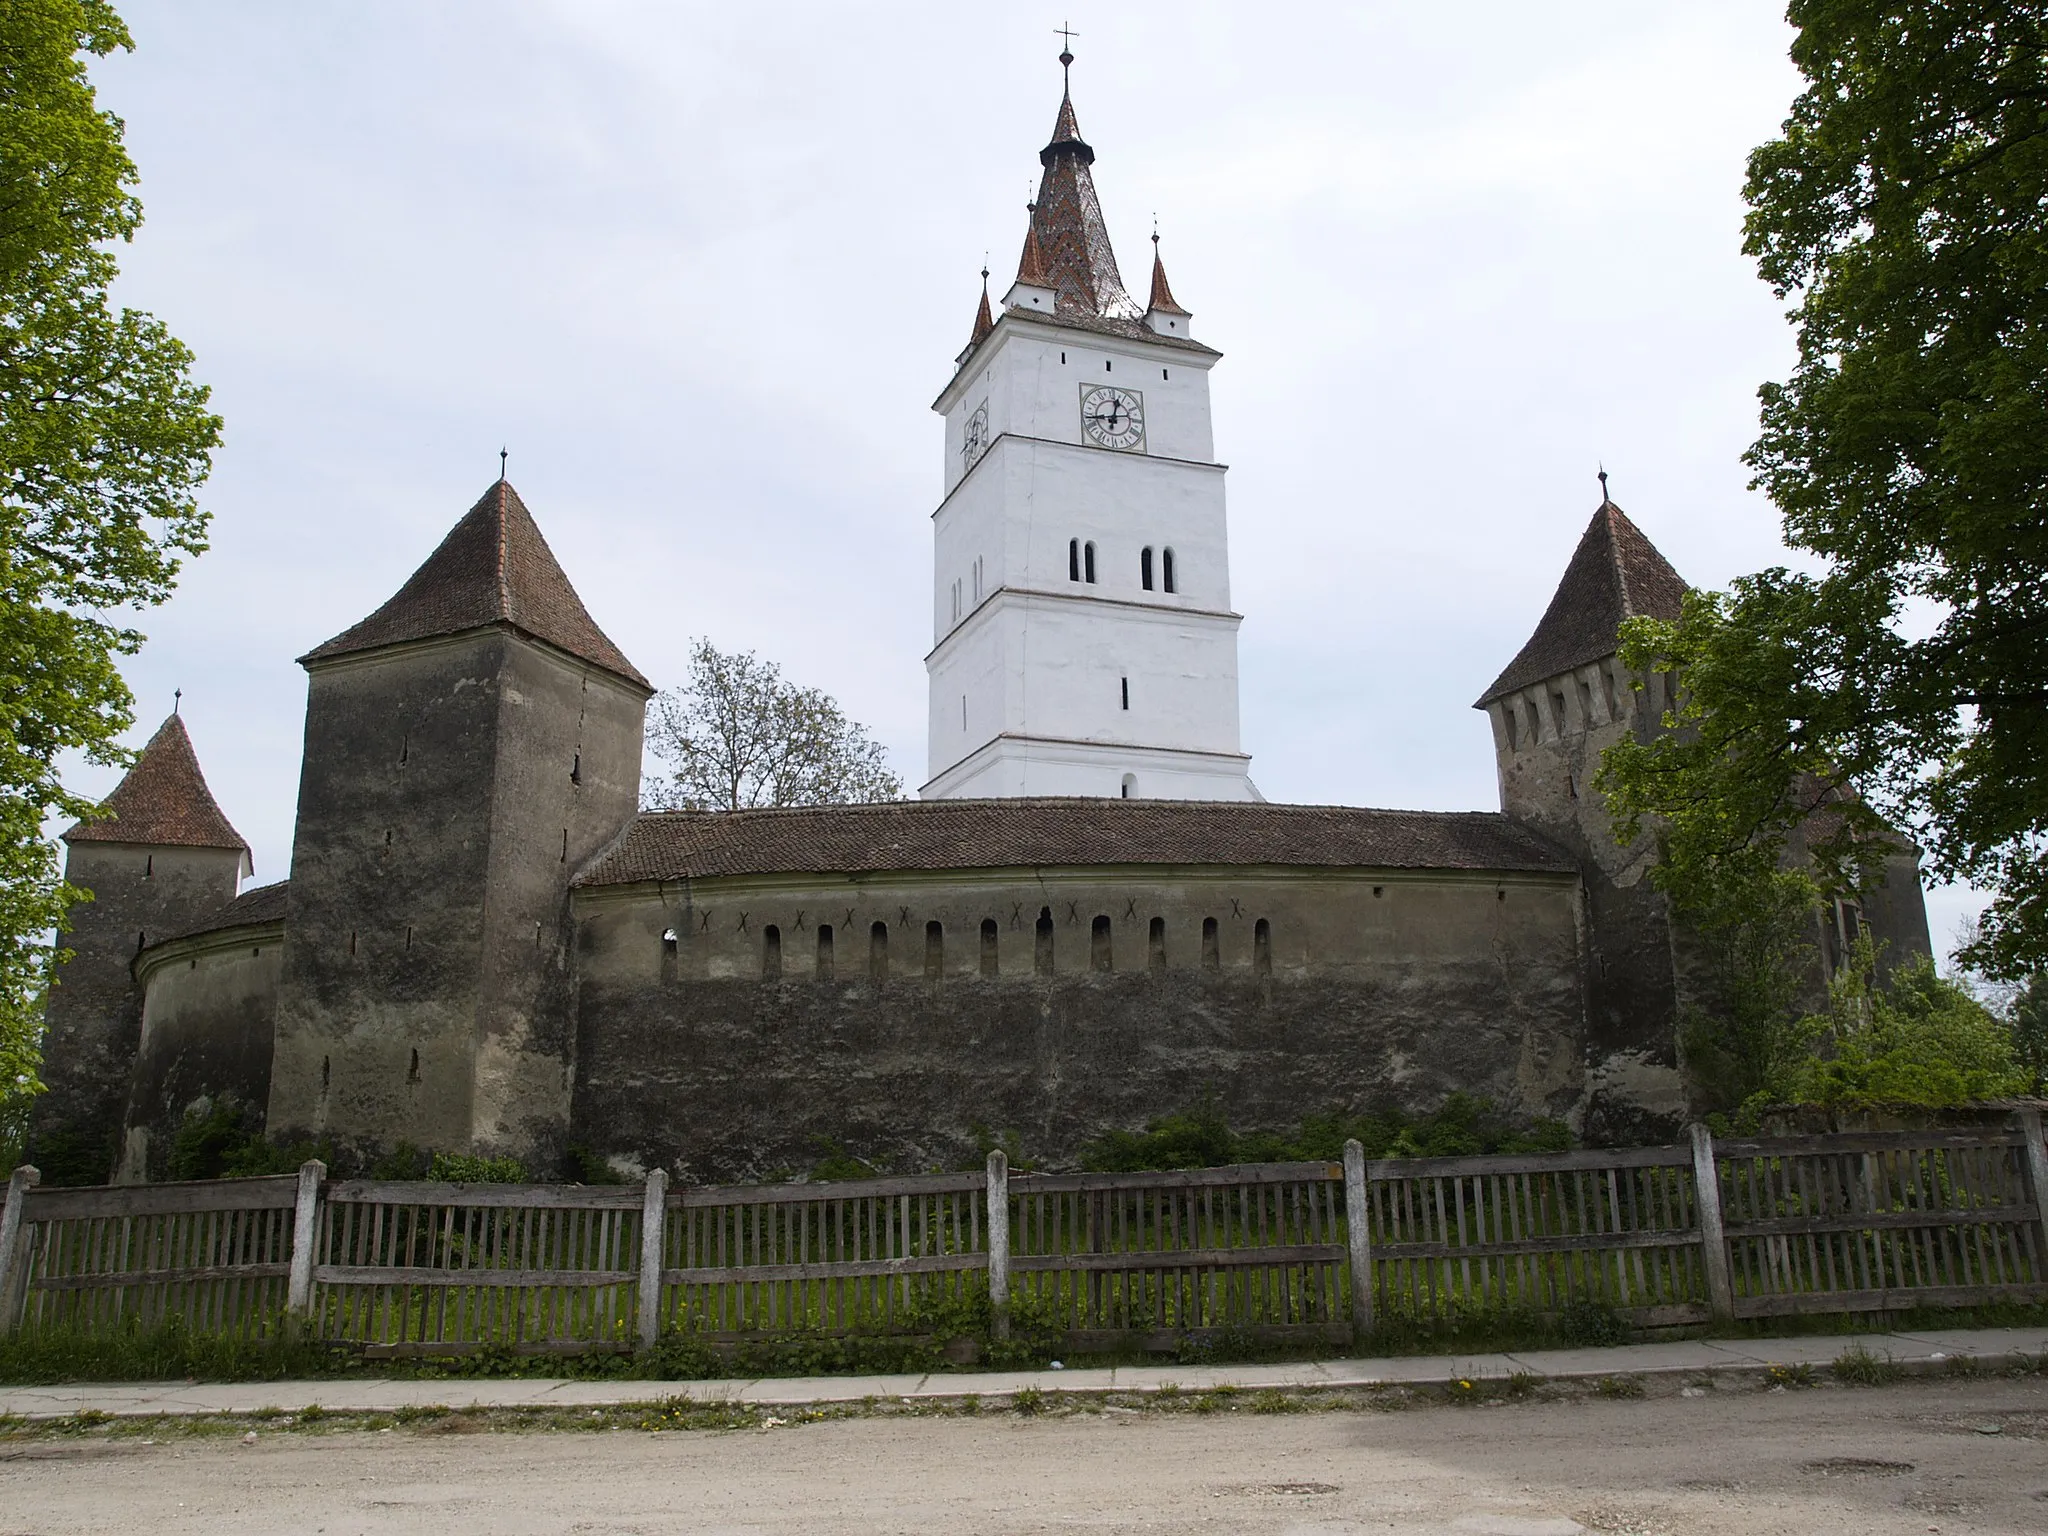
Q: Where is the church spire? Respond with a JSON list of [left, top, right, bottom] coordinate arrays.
[[1027, 48, 1139, 321], [1142, 229, 1193, 337], [968, 265, 994, 348]]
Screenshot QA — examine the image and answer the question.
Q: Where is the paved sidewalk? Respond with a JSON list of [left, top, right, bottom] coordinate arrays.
[[1, 1325, 2041, 1421]]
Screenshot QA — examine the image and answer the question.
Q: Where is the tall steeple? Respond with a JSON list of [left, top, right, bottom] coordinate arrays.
[[1027, 51, 1140, 321]]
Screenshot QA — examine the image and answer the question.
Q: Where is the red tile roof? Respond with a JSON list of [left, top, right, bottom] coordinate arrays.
[[969, 276, 994, 347], [576, 798, 1575, 886], [1029, 86, 1140, 321], [64, 715, 249, 853], [157, 879, 289, 945], [301, 480, 648, 690], [1147, 240, 1188, 315], [1016, 209, 1050, 287], [1476, 500, 1689, 707]]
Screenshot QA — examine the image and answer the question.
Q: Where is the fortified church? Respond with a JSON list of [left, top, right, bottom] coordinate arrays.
[[29, 59, 1930, 1185]]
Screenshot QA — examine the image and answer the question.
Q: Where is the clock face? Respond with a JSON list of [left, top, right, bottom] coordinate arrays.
[[961, 402, 990, 469], [1079, 384, 1146, 452]]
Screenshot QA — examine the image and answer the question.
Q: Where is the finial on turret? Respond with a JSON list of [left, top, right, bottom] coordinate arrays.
[[173, 687, 181, 716], [499, 447, 508, 483], [1597, 464, 1610, 505]]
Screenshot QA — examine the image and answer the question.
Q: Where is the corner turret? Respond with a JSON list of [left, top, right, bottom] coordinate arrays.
[[27, 714, 250, 1184]]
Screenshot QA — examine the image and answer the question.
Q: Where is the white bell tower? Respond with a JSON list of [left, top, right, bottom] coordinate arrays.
[[923, 55, 1257, 802]]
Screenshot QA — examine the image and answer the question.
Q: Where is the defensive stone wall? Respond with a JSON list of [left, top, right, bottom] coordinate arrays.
[[567, 864, 1589, 1182]]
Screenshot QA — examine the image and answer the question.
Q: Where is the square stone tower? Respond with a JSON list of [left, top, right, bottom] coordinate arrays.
[[265, 480, 650, 1166]]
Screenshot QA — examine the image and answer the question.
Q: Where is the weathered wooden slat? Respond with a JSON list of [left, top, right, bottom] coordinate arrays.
[[25, 1177, 298, 1220], [313, 1265, 636, 1287], [661, 1251, 987, 1288], [1732, 1280, 2048, 1318], [33, 1262, 291, 1291], [1368, 1146, 1692, 1180], [1014, 1163, 1340, 1193], [1725, 1205, 2038, 1240], [1718, 1131, 2020, 1157], [1372, 1227, 1699, 1263], [323, 1181, 640, 1210], [669, 1172, 986, 1207], [1010, 1243, 1346, 1274]]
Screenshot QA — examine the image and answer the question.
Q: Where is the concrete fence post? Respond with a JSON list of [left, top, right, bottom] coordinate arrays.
[[1690, 1124, 1735, 1323], [285, 1159, 326, 1336], [0, 1164, 41, 1337], [986, 1149, 1010, 1341], [637, 1168, 669, 1352], [1343, 1139, 1373, 1339], [2016, 1107, 2048, 1278]]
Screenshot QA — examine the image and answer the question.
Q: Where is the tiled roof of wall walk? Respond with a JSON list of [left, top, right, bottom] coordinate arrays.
[[157, 880, 290, 946], [1147, 242, 1188, 315], [64, 715, 249, 852], [999, 304, 1217, 354], [1030, 83, 1141, 322], [576, 799, 1576, 886], [301, 480, 649, 689], [1476, 500, 1690, 707]]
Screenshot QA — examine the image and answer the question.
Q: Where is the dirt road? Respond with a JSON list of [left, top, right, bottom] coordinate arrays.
[[3, 1376, 2046, 1535]]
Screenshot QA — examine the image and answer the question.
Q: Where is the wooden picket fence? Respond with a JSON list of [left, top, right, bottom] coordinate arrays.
[[2, 1115, 2045, 1357]]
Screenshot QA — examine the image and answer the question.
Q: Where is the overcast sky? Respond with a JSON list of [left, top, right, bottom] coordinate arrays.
[[73, 1, 1984, 955]]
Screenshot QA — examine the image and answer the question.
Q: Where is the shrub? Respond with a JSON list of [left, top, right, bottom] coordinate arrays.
[[1558, 1300, 1630, 1349]]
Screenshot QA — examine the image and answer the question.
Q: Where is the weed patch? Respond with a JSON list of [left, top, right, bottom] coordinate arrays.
[[1832, 1344, 1904, 1386]]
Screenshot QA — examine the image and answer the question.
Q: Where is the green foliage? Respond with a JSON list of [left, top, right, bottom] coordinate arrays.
[[561, 1145, 625, 1184], [1603, 1, 2048, 983], [1557, 1300, 1630, 1349], [1078, 1094, 1573, 1172], [427, 1151, 527, 1184], [1830, 1343, 1903, 1386], [0, 2, 224, 1125], [164, 1098, 259, 1181], [0, 1314, 339, 1385], [2010, 972, 2048, 1090], [366, 1142, 430, 1181], [1768, 948, 2030, 1111], [803, 1140, 881, 1182]]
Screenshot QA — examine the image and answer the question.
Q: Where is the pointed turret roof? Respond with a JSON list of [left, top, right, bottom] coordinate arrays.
[[1015, 209, 1050, 287], [1146, 236, 1188, 315], [1475, 499, 1689, 707], [969, 270, 994, 346], [65, 714, 249, 853], [1029, 74, 1140, 321], [302, 479, 649, 690]]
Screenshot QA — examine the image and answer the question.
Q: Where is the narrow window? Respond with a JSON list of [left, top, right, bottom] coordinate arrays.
[[1084, 542, 1096, 583], [561, 827, 569, 862], [1503, 704, 1519, 751], [1373, 885, 1385, 898], [1035, 906, 1055, 975], [1141, 547, 1154, 590], [980, 918, 999, 976], [136, 930, 146, 954], [1162, 368, 1169, 380], [1120, 773, 1136, 798], [348, 930, 357, 957], [144, 853, 152, 878], [1121, 677, 1129, 710], [1148, 915, 1166, 973], [405, 925, 413, 950], [816, 923, 835, 979], [571, 751, 582, 785], [661, 927, 678, 955], [1664, 672, 1680, 715], [1254, 918, 1272, 976], [1091, 914, 1113, 971], [1069, 538, 1080, 581], [1524, 699, 1540, 744], [925, 920, 944, 979], [1060, 350, 1066, 364], [321, 1055, 330, 1093], [869, 920, 888, 980], [1162, 548, 1176, 593], [399, 734, 408, 766], [407, 1048, 420, 1084], [1577, 676, 1594, 725], [1567, 773, 1578, 801], [762, 924, 782, 979], [1551, 689, 1568, 733], [1105, 359, 1112, 372], [1201, 917, 1220, 970], [1603, 666, 1620, 721]]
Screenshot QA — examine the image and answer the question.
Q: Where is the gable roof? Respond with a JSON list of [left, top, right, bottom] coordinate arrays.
[[576, 798, 1575, 887], [1475, 500, 1689, 707], [64, 714, 249, 854], [300, 480, 649, 690]]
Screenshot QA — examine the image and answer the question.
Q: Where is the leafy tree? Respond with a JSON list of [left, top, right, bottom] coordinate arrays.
[[0, 4, 222, 1125], [642, 639, 902, 811], [2011, 971, 2048, 1090], [1601, 2, 2048, 982]]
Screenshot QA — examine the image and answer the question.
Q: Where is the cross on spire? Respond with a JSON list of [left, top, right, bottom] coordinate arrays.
[[1055, 21, 1077, 84]]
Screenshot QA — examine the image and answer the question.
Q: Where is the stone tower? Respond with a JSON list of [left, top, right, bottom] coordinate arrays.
[[265, 480, 650, 1167], [1474, 497, 1693, 1138], [924, 57, 1256, 801], [29, 714, 251, 1184]]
